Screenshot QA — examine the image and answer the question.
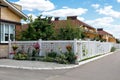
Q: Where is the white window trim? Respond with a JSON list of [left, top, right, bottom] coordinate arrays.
[[0, 22, 15, 43]]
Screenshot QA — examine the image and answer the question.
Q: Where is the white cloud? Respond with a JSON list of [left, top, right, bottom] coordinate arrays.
[[91, 4, 100, 9], [86, 17, 114, 26], [62, 6, 69, 9], [42, 7, 88, 17], [15, 0, 55, 11], [117, 0, 120, 3], [27, 14, 37, 20], [97, 6, 120, 18], [85, 17, 120, 38], [77, 17, 85, 21]]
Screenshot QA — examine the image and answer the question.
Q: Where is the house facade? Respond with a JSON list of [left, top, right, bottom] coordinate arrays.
[[0, 0, 27, 58], [52, 16, 97, 40], [97, 28, 116, 43]]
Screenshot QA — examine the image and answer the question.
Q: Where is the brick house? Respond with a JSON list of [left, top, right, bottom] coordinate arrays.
[[0, 0, 27, 58], [52, 16, 97, 40], [97, 28, 116, 43]]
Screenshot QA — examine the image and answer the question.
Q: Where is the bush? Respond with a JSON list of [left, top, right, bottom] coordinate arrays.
[[47, 52, 57, 58], [65, 52, 77, 64], [44, 56, 55, 62], [14, 53, 28, 60], [55, 53, 68, 64], [111, 47, 116, 52]]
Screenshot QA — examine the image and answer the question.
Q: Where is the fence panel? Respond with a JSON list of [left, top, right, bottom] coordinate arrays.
[[40, 41, 74, 56], [9, 40, 120, 61]]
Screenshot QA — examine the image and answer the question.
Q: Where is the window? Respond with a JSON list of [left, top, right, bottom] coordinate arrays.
[[0, 23, 15, 43]]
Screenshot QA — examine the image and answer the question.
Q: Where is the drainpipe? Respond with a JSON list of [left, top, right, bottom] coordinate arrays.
[[0, 4, 1, 42]]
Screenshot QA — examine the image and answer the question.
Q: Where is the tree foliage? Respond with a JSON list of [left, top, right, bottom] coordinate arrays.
[[56, 23, 85, 40], [20, 15, 85, 40], [21, 15, 55, 40]]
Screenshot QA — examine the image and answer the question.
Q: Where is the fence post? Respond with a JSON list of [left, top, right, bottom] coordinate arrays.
[[74, 39, 77, 55], [39, 39, 42, 56], [74, 39, 79, 63], [8, 40, 11, 58]]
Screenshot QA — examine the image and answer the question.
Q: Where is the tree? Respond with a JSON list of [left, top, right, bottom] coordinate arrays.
[[20, 15, 55, 40], [56, 23, 85, 40]]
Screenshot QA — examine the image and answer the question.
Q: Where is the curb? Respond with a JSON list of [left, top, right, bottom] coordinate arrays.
[[0, 51, 117, 70]]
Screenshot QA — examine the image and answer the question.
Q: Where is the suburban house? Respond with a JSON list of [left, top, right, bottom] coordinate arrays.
[[52, 16, 98, 40], [97, 28, 116, 43], [0, 0, 27, 58]]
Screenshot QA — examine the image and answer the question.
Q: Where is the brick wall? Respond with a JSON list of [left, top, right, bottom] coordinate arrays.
[[0, 45, 9, 58]]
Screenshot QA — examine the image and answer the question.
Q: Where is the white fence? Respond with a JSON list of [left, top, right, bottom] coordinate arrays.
[[9, 39, 120, 61]]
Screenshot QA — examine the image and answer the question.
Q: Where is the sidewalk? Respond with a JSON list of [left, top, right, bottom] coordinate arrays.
[[0, 51, 117, 70], [0, 59, 77, 70]]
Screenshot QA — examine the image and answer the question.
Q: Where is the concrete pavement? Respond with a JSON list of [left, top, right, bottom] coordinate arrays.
[[0, 50, 120, 80], [0, 50, 116, 70]]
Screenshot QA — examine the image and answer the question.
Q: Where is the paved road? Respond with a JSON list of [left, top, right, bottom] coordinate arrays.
[[0, 51, 120, 80]]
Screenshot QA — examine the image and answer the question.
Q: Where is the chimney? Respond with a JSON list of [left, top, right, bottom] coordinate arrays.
[[97, 28, 103, 31], [55, 17, 59, 21], [67, 16, 77, 20]]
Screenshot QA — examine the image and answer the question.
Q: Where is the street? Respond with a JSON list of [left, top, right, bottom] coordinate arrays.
[[0, 51, 120, 80]]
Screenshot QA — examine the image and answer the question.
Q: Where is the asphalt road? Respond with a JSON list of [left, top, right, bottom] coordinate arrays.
[[0, 51, 120, 80]]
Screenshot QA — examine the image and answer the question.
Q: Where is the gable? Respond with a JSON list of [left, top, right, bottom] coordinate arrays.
[[0, 0, 27, 19], [1, 7, 21, 22]]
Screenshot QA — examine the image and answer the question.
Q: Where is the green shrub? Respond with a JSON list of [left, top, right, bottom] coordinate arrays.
[[55, 52, 77, 64], [14, 53, 28, 60], [55, 56, 69, 64], [111, 47, 116, 52], [44, 56, 55, 62], [65, 52, 77, 64], [47, 52, 57, 58], [55, 53, 68, 64]]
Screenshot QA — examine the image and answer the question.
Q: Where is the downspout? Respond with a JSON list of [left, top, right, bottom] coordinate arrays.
[[0, 4, 1, 43]]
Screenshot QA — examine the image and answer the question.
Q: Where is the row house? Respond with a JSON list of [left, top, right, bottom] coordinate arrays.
[[52, 16, 116, 42], [52, 16, 97, 40], [0, 0, 27, 58]]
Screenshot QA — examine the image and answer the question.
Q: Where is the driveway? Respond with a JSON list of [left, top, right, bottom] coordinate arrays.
[[0, 50, 120, 80]]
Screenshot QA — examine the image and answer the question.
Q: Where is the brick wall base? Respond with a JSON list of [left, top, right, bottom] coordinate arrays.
[[0, 45, 9, 58]]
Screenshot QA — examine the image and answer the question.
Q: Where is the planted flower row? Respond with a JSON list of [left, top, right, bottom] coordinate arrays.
[[10, 42, 77, 64]]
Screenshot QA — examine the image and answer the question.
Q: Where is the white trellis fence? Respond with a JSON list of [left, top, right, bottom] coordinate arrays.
[[9, 39, 120, 61]]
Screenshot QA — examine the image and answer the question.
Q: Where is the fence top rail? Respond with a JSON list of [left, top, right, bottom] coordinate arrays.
[[9, 40, 117, 44], [10, 41, 38, 44], [41, 40, 74, 43], [10, 40, 75, 43]]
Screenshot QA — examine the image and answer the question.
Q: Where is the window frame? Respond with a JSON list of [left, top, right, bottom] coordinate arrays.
[[0, 22, 15, 43]]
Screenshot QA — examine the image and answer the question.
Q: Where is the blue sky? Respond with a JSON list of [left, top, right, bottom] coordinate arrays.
[[9, 0, 120, 38]]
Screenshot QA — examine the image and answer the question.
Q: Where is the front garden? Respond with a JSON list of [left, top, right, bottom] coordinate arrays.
[[9, 39, 118, 64], [10, 42, 77, 64]]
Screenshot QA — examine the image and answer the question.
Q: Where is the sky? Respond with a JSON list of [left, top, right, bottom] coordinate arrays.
[[9, 0, 120, 38]]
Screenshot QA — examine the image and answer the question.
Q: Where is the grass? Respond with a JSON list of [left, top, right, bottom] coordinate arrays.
[[79, 54, 102, 62]]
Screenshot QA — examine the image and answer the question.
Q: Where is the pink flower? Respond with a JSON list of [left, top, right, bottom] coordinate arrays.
[[33, 42, 40, 50]]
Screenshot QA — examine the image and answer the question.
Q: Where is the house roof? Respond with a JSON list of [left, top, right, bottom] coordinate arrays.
[[52, 17, 95, 30], [1, 0, 28, 19], [97, 30, 113, 36]]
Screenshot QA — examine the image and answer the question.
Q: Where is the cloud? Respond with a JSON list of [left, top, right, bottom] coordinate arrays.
[[86, 17, 114, 26], [42, 7, 88, 17], [85, 17, 120, 38], [91, 4, 100, 9], [15, 0, 55, 11], [117, 0, 120, 3], [77, 17, 85, 21], [97, 6, 120, 18], [27, 14, 37, 20]]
